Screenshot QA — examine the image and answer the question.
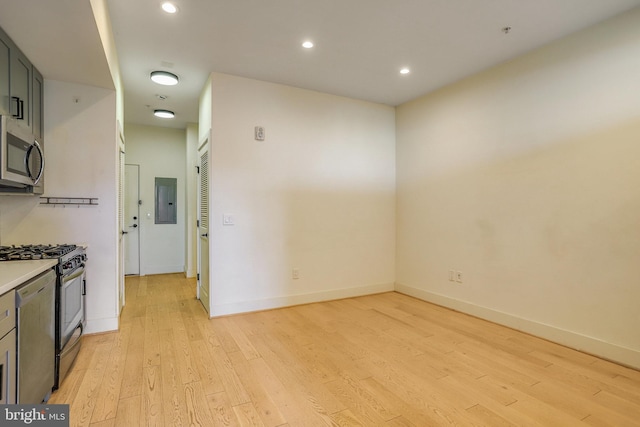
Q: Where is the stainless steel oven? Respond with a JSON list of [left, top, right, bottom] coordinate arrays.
[[57, 260, 85, 386]]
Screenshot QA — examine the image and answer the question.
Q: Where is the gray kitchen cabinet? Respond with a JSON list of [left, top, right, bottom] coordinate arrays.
[[0, 26, 43, 137], [0, 289, 16, 404], [11, 48, 31, 128], [32, 67, 43, 140], [0, 31, 10, 115]]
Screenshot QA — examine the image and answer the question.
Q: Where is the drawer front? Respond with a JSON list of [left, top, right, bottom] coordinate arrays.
[[0, 290, 15, 339]]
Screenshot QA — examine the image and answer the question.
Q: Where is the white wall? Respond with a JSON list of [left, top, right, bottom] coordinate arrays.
[[202, 73, 396, 315], [0, 80, 119, 334], [90, 0, 123, 124], [124, 124, 186, 275], [198, 75, 212, 142], [185, 123, 198, 278], [396, 9, 640, 369]]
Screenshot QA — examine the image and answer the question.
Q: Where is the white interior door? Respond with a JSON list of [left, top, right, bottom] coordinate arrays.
[[125, 164, 141, 275], [197, 137, 210, 315]]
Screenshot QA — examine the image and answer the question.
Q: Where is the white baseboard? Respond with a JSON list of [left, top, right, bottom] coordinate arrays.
[[210, 282, 395, 318], [395, 283, 640, 371], [85, 317, 119, 335], [144, 264, 184, 276]]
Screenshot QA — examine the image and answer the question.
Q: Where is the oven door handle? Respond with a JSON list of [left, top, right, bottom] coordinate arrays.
[[62, 267, 85, 284]]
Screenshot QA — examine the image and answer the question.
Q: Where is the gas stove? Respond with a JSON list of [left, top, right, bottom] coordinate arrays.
[[1, 243, 88, 392], [0, 244, 79, 261]]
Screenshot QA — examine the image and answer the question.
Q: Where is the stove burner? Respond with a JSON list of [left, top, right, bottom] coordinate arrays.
[[0, 244, 78, 261]]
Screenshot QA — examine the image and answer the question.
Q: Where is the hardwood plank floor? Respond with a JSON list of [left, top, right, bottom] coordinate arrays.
[[49, 274, 640, 426]]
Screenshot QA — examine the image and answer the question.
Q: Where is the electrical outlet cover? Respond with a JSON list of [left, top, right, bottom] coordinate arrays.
[[255, 126, 265, 141]]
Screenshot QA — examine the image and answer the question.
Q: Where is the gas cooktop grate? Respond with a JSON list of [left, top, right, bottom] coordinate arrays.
[[0, 244, 78, 261]]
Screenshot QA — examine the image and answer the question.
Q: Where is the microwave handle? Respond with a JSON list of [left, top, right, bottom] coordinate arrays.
[[26, 140, 44, 185]]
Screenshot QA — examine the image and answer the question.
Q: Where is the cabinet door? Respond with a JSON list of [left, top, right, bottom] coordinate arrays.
[[10, 48, 31, 129], [0, 31, 10, 115], [0, 329, 16, 404], [32, 67, 43, 139]]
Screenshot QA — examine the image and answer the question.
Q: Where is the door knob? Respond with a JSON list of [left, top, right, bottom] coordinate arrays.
[[201, 233, 208, 237]]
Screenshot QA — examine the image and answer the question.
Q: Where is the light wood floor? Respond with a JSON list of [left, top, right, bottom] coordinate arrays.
[[49, 273, 640, 426]]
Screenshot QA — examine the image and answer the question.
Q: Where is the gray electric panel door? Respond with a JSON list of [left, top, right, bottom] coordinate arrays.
[[155, 177, 177, 224]]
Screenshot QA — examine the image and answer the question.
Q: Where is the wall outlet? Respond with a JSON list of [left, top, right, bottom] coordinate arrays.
[[292, 268, 300, 279], [448, 270, 455, 281], [456, 271, 463, 283], [223, 214, 234, 225]]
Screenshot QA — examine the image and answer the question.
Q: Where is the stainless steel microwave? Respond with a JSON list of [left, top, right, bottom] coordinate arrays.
[[0, 115, 44, 194]]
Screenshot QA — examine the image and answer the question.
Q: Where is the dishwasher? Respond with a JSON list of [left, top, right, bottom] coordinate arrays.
[[15, 269, 56, 404]]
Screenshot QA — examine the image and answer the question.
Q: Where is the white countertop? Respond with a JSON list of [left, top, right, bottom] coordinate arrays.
[[0, 260, 58, 295]]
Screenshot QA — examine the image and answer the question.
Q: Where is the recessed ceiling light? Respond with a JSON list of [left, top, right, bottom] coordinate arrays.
[[154, 109, 175, 119], [400, 68, 410, 75], [150, 71, 179, 85], [302, 41, 314, 49], [161, 2, 178, 13]]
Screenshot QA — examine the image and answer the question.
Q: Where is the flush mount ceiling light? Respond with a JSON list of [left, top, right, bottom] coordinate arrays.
[[161, 2, 178, 13], [150, 70, 179, 85], [400, 67, 410, 75], [302, 41, 314, 49], [154, 109, 175, 119]]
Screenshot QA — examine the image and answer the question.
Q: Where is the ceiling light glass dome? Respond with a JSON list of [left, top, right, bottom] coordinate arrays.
[[154, 109, 175, 118], [150, 71, 179, 86]]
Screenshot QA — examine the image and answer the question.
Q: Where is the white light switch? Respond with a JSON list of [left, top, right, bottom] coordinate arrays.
[[223, 214, 234, 225]]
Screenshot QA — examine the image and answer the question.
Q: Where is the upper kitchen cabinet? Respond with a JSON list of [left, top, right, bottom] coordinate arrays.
[[0, 31, 9, 115], [0, 26, 43, 138], [32, 68, 43, 140], [10, 48, 31, 128]]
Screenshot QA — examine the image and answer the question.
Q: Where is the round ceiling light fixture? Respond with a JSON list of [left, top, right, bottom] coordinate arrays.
[[150, 70, 179, 85], [400, 67, 410, 75], [154, 109, 175, 119], [161, 2, 178, 13], [302, 41, 314, 49]]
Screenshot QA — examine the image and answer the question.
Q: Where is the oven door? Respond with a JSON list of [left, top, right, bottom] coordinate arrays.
[[59, 265, 85, 349]]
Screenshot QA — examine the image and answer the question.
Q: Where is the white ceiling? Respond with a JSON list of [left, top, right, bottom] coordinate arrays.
[[2, 0, 640, 129]]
